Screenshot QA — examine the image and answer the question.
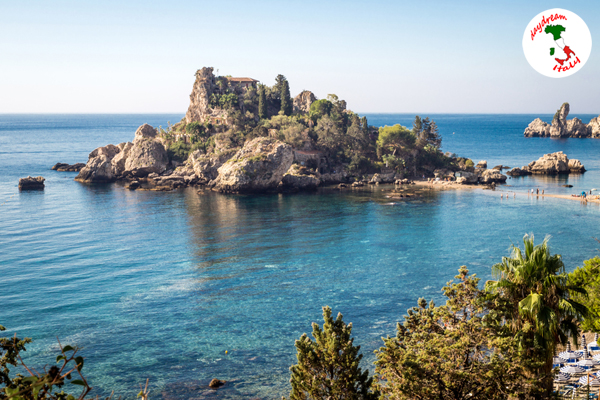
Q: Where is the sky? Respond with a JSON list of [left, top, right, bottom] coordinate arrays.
[[2, 0, 599, 114]]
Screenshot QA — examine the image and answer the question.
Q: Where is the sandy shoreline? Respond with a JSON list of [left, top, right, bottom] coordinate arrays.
[[405, 180, 600, 204]]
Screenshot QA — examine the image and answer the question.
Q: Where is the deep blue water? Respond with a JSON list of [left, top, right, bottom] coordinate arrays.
[[2, 114, 600, 399]]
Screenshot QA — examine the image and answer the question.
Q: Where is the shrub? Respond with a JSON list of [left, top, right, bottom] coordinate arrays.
[[167, 142, 192, 162]]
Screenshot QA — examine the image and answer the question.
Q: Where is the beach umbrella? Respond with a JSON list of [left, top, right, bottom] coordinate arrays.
[[578, 375, 600, 386], [577, 358, 597, 368], [592, 354, 600, 362], [590, 333, 599, 350], [560, 341, 583, 361], [561, 365, 586, 375], [555, 372, 571, 382]]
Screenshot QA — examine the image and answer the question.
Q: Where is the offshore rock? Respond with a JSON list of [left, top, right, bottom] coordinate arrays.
[[19, 176, 45, 190], [293, 90, 316, 114], [475, 160, 487, 169], [524, 103, 600, 138], [280, 164, 320, 190], [479, 169, 507, 184], [524, 118, 551, 137], [589, 116, 600, 138], [51, 163, 85, 172], [526, 151, 584, 174], [506, 167, 532, 177], [211, 137, 293, 193]]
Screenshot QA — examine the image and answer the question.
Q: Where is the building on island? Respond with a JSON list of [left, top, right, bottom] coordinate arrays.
[[227, 77, 259, 89]]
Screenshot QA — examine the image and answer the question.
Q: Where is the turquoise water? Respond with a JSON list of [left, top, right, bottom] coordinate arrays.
[[2, 114, 600, 399]]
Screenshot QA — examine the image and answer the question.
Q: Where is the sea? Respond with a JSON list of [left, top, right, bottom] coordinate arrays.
[[2, 113, 600, 399]]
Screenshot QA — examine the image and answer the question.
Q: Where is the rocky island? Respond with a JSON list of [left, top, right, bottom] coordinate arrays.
[[524, 103, 600, 138], [69, 67, 494, 193]]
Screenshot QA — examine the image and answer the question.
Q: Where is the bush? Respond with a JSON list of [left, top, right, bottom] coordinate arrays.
[[167, 142, 192, 162]]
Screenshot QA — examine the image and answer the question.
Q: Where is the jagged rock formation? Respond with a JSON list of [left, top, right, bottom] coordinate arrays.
[[75, 124, 168, 183], [209, 137, 294, 193], [475, 160, 487, 169], [19, 176, 45, 190], [185, 67, 216, 124], [507, 152, 585, 176], [524, 103, 600, 138], [293, 91, 316, 113]]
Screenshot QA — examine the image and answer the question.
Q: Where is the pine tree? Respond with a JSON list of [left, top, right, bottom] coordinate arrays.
[[258, 85, 267, 120], [281, 79, 292, 116], [288, 306, 378, 400], [361, 116, 368, 133]]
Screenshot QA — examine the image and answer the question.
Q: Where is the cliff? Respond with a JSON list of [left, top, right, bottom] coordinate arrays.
[[524, 103, 600, 138]]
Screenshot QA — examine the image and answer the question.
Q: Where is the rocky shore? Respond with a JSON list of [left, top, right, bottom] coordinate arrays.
[[524, 103, 600, 138]]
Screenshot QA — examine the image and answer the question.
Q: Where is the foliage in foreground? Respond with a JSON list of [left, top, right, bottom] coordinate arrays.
[[287, 306, 378, 400], [375, 266, 543, 400], [0, 325, 93, 400], [568, 256, 600, 332]]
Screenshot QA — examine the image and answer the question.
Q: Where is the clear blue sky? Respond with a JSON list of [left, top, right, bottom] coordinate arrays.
[[2, 0, 599, 113]]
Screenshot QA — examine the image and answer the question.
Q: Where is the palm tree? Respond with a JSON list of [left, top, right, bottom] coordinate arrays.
[[485, 234, 588, 394]]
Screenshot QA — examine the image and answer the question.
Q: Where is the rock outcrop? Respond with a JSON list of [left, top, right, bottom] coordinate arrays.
[[186, 150, 236, 183], [185, 67, 216, 124], [506, 167, 532, 177], [52, 163, 85, 172], [76, 124, 168, 183], [524, 103, 600, 138], [475, 160, 487, 169], [293, 91, 316, 114], [210, 137, 294, 193], [19, 176, 45, 190], [526, 151, 585, 174], [479, 169, 507, 184], [280, 164, 320, 190]]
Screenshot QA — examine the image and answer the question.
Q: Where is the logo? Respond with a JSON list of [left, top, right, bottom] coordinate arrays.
[[523, 9, 592, 78]]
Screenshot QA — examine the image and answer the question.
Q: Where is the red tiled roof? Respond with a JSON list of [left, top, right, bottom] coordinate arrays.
[[227, 77, 259, 83]]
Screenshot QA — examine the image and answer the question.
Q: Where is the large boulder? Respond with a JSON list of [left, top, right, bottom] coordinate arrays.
[[588, 116, 600, 138], [479, 169, 507, 184], [187, 149, 236, 182], [568, 159, 586, 173], [524, 118, 551, 137], [567, 118, 589, 138], [370, 172, 396, 183], [527, 151, 572, 174], [506, 167, 532, 177], [211, 137, 293, 193], [475, 160, 487, 169], [122, 125, 169, 177], [111, 142, 133, 176], [19, 176, 45, 190], [280, 164, 320, 190], [75, 144, 121, 183], [293, 91, 316, 114]]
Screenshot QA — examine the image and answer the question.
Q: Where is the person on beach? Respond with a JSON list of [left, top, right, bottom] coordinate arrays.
[[536, 188, 539, 195], [542, 189, 544, 195]]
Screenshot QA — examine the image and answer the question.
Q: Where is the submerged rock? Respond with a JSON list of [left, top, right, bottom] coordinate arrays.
[[51, 163, 85, 172], [208, 379, 225, 389], [19, 176, 45, 190]]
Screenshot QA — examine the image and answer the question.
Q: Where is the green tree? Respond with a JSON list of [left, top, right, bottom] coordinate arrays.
[[258, 85, 267, 120], [376, 125, 415, 158], [375, 267, 542, 400], [309, 100, 333, 123], [568, 256, 600, 332], [281, 80, 292, 116], [361, 116, 368, 134], [485, 234, 588, 395], [288, 306, 378, 400]]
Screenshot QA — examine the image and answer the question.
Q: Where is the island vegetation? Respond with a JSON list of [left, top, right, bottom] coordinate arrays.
[[3, 235, 599, 400]]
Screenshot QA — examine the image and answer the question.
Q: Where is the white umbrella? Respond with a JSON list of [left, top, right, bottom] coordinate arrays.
[[559, 341, 582, 361], [553, 356, 567, 365], [561, 365, 586, 374], [577, 358, 597, 368], [592, 354, 600, 362], [555, 372, 571, 382], [578, 375, 600, 386], [590, 333, 599, 350]]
